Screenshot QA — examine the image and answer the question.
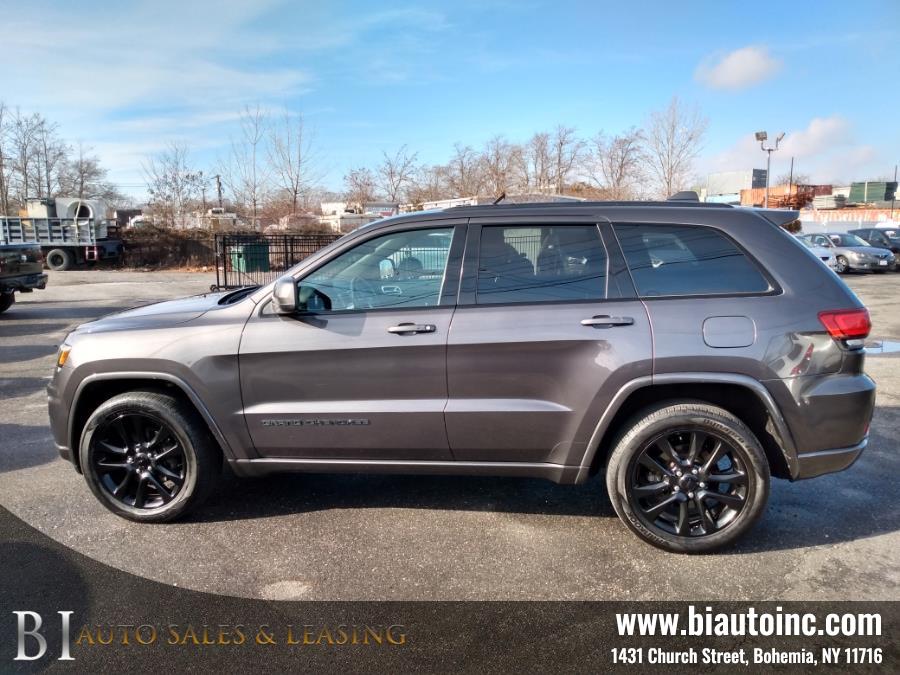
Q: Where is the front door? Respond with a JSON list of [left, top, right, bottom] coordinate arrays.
[[445, 219, 652, 465], [239, 224, 463, 460]]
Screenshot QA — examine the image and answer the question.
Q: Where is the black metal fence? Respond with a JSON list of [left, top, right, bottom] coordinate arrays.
[[214, 233, 342, 289]]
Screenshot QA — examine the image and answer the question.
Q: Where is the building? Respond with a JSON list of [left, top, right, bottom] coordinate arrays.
[[704, 170, 768, 205]]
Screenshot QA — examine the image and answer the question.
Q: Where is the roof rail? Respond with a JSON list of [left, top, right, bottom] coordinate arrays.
[[445, 199, 731, 210]]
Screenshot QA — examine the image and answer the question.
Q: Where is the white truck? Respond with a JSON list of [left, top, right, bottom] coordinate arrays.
[[0, 197, 123, 271]]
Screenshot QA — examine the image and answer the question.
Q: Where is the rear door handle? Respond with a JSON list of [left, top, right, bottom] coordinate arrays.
[[581, 315, 634, 327], [388, 322, 436, 335]]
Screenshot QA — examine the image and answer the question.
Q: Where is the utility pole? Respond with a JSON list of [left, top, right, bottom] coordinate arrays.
[[788, 157, 794, 193], [756, 131, 785, 208], [214, 174, 223, 208]]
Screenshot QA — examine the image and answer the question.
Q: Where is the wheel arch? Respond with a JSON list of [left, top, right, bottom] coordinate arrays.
[[69, 372, 233, 472], [577, 373, 798, 482]]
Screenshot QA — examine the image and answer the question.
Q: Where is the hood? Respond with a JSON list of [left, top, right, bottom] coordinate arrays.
[[74, 291, 232, 334]]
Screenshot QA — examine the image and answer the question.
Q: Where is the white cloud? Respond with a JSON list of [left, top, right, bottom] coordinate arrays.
[[705, 116, 884, 184], [695, 46, 782, 90]]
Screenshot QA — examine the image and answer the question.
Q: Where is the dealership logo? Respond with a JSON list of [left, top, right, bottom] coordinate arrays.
[[12, 611, 75, 661], [261, 418, 370, 427]]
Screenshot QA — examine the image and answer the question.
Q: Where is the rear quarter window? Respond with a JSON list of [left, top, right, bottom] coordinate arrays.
[[613, 223, 771, 297]]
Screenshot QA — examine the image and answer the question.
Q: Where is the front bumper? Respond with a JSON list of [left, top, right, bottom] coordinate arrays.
[[0, 272, 48, 293], [851, 259, 895, 270], [795, 436, 867, 479]]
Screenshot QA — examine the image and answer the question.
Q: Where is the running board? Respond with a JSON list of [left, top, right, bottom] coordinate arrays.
[[228, 457, 583, 484]]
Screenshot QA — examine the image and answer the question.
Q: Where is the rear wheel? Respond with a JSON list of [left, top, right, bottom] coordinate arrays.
[[0, 293, 14, 314], [46, 248, 74, 271], [79, 391, 220, 522], [606, 401, 769, 553]]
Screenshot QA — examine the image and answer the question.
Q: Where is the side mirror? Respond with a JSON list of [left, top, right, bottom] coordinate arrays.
[[272, 275, 298, 314]]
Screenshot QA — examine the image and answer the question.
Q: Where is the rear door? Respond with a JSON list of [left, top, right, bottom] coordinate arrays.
[[239, 222, 465, 460], [445, 218, 652, 465]]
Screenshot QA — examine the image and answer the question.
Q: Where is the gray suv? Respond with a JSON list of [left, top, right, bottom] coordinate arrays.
[[47, 200, 876, 552]]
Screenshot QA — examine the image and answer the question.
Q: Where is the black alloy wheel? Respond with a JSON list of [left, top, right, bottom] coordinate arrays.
[[627, 428, 748, 538], [90, 412, 186, 509]]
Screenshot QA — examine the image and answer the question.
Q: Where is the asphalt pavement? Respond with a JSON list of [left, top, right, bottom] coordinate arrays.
[[1, 269, 898, 601]]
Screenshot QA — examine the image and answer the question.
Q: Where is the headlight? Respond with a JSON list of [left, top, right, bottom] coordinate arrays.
[[57, 344, 72, 368]]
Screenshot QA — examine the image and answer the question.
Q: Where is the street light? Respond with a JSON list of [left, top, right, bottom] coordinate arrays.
[[757, 131, 785, 208]]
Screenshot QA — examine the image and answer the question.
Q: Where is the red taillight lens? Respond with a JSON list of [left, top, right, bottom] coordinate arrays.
[[818, 308, 871, 340]]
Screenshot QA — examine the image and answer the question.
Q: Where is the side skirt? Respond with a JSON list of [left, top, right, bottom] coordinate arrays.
[[228, 458, 582, 484]]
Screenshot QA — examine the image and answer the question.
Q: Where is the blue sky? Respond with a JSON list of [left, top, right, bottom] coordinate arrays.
[[2, 0, 898, 196]]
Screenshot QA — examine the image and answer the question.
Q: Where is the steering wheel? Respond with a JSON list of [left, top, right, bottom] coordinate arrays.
[[350, 276, 380, 309]]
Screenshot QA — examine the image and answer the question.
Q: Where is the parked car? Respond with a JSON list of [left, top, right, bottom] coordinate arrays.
[[848, 227, 900, 267], [0, 242, 48, 313], [797, 232, 895, 274], [48, 199, 875, 553], [795, 236, 838, 271]]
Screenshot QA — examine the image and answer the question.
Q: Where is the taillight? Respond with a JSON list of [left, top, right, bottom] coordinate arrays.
[[818, 308, 871, 341]]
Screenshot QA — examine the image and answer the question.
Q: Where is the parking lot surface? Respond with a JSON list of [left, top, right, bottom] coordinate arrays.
[[1, 270, 898, 600]]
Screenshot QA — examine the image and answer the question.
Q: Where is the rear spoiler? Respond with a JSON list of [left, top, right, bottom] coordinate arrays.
[[751, 208, 800, 229]]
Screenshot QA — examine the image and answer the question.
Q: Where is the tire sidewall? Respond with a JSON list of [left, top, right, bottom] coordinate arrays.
[[608, 408, 770, 553], [79, 397, 200, 521]]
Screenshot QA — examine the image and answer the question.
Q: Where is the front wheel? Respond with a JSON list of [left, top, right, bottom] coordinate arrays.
[[835, 255, 849, 274], [0, 293, 14, 314], [79, 391, 220, 522], [606, 401, 770, 553]]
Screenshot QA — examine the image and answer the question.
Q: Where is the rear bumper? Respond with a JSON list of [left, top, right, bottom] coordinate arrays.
[[795, 436, 867, 479], [0, 272, 47, 293]]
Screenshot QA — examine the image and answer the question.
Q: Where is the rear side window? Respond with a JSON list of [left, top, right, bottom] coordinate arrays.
[[476, 225, 607, 304], [613, 224, 770, 297]]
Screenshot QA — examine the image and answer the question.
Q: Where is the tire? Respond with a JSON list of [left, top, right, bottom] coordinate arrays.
[[0, 293, 14, 314], [606, 401, 770, 553], [835, 255, 849, 274], [79, 391, 220, 522], [46, 248, 74, 271]]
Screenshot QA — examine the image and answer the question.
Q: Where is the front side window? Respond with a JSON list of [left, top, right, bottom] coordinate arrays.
[[298, 227, 453, 311], [614, 223, 770, 297], [476, 225, 607, 304]]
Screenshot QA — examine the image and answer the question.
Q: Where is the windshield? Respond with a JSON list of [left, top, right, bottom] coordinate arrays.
[[828, 234, 869, 247], [798, 238, 822, 250]]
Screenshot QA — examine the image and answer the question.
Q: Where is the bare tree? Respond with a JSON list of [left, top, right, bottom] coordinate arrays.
[[481, 135, 523, 196], [445, 143, 484, 197], [775, 171, 810, 187], [143, 142, 205, 227], [220, 104, 270, 226], [589, 127, 645, 199], [642, 97, 708, 198], [524, 132, 553, 192], [377, 145, 418, 202], [343, 167, 377, 206], [35, 116, 68, 198], [550, 125, 584, 194], [0, 102, 10, 214], [407, 164, 448, 206], [269, 111, 322, 216], [60, 142, 116, 200], [8, 108, 41, 203]]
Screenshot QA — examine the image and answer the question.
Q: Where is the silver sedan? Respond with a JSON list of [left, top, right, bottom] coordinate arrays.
[[798, 233, 896, 274]]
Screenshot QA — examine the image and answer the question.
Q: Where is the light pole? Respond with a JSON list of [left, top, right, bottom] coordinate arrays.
[[756, 131, 785, 208]]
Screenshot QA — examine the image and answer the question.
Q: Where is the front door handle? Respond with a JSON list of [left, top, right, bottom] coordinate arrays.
[[388, 322, 436, 335], [581, 315, 634, 327]]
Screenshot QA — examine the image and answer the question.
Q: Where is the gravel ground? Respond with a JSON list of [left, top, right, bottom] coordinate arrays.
[[1, 269, 898, 600]]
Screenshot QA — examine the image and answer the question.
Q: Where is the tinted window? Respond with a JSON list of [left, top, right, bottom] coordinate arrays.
[[614, 224, 769, 297], [476, 225, 607, 304], [299, 227, 453, 311]]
